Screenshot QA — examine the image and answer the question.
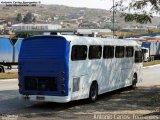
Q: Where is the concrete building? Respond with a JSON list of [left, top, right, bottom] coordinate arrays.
[[77, 29, 111, 37], [12, 24, 62, 31]]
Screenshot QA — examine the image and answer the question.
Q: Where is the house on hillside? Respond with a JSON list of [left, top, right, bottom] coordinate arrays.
[[12, 24, 62, 31]]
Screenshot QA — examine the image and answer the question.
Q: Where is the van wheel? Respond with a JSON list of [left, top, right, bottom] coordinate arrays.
[[131, 74, 137, 89], [89, 82, 98, 102]]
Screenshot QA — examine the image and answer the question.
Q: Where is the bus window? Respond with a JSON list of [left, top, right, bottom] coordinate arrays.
[[89, 45, 102, 59], [103, 46, 114, 58], [126, 46, 134, 57], [71, 45, 87, 61], [135, 50, 143, 63], [115, 46, 125, 58]]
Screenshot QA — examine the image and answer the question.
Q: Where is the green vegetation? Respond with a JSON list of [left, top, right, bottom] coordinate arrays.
[[98, 29, 160, 38], [23, 12, 36, 23], [0, 73, 18, 79], [116, 0, 160, 24], [15, 12, 37, 23], [143, 60, 160, 67], [16, 13, 23, 22]]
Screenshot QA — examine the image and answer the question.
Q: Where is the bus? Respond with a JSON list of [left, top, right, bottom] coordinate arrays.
[[18, 35, 143, 103], [142, 47, 149, 62]]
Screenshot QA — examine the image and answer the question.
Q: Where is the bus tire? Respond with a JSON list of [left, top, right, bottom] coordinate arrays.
[[89, 82, 98, 102], [131, 74, 137, 89], [0, 66, 4, 73]]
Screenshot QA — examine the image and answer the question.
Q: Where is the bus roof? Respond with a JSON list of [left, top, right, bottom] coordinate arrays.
[[63, 35, 139, 46], [24, 35, 139, 46]]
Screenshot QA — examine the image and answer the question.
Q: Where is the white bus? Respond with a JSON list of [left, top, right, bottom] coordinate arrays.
[[19, 35, 143, 103], [142, 47, 149, 62]]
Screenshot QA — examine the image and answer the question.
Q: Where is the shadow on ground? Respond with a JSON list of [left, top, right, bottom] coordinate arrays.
[[0, 85, 159, 119]]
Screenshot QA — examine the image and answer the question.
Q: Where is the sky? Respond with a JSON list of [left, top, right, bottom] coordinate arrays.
[[0, 0, 116, 10]]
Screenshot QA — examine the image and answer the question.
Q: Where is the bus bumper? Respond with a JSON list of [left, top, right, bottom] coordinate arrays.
[[21, 95, 71, 103]]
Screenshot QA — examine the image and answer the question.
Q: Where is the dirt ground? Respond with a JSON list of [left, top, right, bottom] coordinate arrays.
[[0, 66, 160, 120], [10, 85, 158, 120]]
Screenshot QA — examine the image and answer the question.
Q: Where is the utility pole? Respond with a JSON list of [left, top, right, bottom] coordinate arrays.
[[112, 0, 115, 38]]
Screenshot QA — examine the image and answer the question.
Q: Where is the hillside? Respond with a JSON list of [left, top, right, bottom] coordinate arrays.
[[0, 4, 160, 29]]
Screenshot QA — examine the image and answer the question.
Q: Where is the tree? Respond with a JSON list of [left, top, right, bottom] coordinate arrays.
[[32, 17, 36, 23], [104, 23, 121, 31], [23, 12, 34, 23], [115, 0, 160, 24], [16, 13, 22, 22]]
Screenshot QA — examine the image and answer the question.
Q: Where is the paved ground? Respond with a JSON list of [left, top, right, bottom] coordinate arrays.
[[0, 65, 160, 120]]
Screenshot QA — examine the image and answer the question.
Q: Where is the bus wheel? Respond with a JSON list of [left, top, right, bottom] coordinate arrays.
[[131, 74, 137, 89], [89, 82, 98, 102]]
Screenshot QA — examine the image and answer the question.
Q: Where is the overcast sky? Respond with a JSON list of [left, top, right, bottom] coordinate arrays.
[[0, 0, 118, 10]]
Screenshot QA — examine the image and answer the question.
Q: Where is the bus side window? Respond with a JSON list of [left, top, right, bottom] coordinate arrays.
[[126, 46, 134, 57], [115, 46, 125, 58], [135, 50, 143, 63], [89, 45, 102, 59], [103, 46, 114, 58], [71, 45, 87, 61]]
